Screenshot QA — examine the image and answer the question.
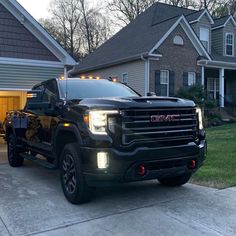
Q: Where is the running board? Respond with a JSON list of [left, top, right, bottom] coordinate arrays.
[[20, 153, 57, 170]]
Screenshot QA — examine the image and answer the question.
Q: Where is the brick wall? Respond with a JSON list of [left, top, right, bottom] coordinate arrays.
[[149, 25, 201, 94]]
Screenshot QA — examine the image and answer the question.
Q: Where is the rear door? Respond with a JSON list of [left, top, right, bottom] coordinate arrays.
[[40, 80, 60, 146], [25, 80, 60, 156]]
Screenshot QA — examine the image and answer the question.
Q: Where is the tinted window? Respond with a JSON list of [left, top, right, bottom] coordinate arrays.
[[59, 79, 139, 99], [43, 80, 58, 103]]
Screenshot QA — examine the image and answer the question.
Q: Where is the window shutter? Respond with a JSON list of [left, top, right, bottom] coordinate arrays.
[[169, 71, 175, 96], [155, 70, 161, 95], [183, 72, 188, 87], [196, 73, 202, 86]]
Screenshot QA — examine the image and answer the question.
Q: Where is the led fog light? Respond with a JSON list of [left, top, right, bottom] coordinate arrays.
[[97, 152, 109, 169]]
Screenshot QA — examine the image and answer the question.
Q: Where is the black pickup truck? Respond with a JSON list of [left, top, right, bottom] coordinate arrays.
[[4, 78, 206, 204]]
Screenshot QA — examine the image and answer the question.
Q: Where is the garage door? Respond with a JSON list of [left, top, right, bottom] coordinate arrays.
[[0, 97, 20, 122]]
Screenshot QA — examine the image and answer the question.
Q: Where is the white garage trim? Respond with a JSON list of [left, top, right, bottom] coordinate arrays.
[[0, 57, 64, 68]]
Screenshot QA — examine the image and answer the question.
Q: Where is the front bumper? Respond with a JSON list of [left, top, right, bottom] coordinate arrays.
[[81, 140, 207, 186]]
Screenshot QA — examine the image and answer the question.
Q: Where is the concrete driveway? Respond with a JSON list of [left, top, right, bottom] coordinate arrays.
[[0, 147, 236, 236]]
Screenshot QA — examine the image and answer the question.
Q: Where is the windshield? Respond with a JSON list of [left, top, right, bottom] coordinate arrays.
[[59, 79, 140, 99]]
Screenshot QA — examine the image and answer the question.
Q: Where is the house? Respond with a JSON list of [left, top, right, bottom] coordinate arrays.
[[71, 2, 236, 108], [0, 0, 76, 122]]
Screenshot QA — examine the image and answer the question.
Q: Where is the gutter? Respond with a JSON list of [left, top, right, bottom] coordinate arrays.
[[198, 59, 236, 69], [70, 52, 162, 76]]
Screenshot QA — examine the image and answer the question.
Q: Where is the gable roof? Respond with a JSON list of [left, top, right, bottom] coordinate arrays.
[[0, 0, 76, 66], [188, 9, 214, 24], [73, 3, 211, 74], [212, 15, 236, 30]]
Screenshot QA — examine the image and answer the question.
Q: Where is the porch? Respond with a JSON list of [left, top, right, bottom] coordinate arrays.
[[203, 67, 236, 108]]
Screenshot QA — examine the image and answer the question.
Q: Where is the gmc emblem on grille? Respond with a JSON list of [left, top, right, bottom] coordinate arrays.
[[150, 114, 180, 123]]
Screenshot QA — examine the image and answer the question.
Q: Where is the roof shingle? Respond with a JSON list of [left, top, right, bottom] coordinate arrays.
[[73, 3, 211, 73]]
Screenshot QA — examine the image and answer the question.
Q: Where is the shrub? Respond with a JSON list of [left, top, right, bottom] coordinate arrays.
[[177, 85, 217, 110]]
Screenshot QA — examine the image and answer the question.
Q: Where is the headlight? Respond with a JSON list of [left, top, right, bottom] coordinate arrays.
[[196, 108, 203, 130], [87, 110, 119, 135]]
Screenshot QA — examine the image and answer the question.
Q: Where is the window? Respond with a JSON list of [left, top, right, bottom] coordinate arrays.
[[188, 72, 196, 86], [207, 78, 219, 100], [200, 28, 209, 52], [122, 73, 128, 84], [225, 33, 234, 56], [160, 70, 169, 96], [173, 35, 184, 46]]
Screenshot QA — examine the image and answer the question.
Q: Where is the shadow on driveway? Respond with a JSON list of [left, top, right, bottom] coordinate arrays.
[[0, 159, 236, 236]]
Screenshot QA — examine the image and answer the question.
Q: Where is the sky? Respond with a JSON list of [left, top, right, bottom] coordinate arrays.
[[17, 0, 52, 20], [17, 0, 101, 20]]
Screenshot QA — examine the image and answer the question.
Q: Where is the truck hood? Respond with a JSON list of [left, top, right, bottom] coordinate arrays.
[[72, 96, 196, 110]]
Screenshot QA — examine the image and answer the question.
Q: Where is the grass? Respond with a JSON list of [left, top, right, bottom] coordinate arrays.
[[191, 123, 236, 189]]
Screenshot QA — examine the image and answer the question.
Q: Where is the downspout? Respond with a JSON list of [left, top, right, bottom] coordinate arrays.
[[141, 53, 149, 96]]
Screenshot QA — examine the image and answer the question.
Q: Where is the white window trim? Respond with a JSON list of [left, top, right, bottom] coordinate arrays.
[[188, 72, 196, 86], [200, 27, 210, 52], [225, 33, 234, 57], [160, 70, 169, 97], [122, 72, 128, 84]]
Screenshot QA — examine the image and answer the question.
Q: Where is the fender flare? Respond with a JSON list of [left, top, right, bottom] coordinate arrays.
[[53, 123, 83, 163]]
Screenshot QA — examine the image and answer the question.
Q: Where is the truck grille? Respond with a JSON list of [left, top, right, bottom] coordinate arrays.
[[121, 108, 198, 145]]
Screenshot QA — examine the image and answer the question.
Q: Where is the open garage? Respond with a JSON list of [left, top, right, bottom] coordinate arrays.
[[0, 0, 75, 123]]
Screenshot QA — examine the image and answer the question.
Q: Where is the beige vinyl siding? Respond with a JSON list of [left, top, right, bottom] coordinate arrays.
[[0, 64, 64, 90], [212, 28, 223, 55], [191, 14, 212, 54], [80, 60, 146, 95]]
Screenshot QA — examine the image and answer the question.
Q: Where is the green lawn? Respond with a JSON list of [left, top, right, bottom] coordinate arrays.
[[192, 123, 236, 189]]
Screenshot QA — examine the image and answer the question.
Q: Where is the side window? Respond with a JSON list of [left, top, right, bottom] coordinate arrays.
[[160, 70, 169, 97], [25, 85, 45, 111], [200, 27, 209, 52], [225, 33, 234, 56], [122, 73, 128, 84], [42, 80, 59, 108], [188, 72, 196, 86]]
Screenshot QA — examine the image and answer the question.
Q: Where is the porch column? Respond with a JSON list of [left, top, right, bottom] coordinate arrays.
[[219, 68, 225, 108], [201, 66, 205, 86]]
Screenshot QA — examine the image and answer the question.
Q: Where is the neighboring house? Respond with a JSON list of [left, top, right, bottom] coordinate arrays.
[[0, 0, 76, 122], [71, 2, 236, 108]]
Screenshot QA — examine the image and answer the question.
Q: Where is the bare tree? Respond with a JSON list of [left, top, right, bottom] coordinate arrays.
[[164, 0, 196, 7], [78, 0, 111, 54], [108, 0, 158, 25], [46, 0, 82, 59], [40, 0, 111, 59]]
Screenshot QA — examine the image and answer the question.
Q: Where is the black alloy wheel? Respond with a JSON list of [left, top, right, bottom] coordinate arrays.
[[62, 153, 77, 194], [60, 143, 93, 204]]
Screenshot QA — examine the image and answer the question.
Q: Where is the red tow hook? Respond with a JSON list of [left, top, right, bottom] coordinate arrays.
[[188, 160, 196, 169], [138, 164, 146, 176]]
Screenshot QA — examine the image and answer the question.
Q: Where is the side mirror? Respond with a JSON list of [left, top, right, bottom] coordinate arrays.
[[26, 90, 50, 110], [55, 99, 65, 110], [147, 92, 156, 96]]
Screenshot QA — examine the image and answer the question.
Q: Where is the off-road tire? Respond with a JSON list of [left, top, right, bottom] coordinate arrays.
[[60, 143, 93, 204], [7, 134, 24, 167], [158, 173, 192, 187]]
